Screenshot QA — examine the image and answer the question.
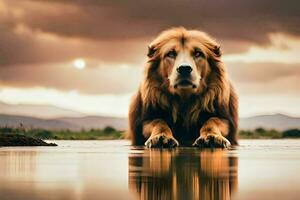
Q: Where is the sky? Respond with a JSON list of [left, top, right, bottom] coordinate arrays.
[[0, 0, 300, 118]]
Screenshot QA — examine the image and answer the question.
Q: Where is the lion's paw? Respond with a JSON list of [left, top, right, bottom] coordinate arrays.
[[145, 133, 179, 148], [193, 134, 231, 148]]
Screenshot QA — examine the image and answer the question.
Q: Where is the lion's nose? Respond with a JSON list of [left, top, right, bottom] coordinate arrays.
[[177, 65, 192, 76]]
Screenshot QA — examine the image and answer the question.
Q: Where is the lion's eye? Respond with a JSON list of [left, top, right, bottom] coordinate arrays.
[[166, 50, 177, 58], [194, 50, 204, 58]]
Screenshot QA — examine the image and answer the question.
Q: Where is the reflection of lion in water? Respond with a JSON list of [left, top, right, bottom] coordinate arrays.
[[129, 149, 238, 200], [129, 27, 238, 148]]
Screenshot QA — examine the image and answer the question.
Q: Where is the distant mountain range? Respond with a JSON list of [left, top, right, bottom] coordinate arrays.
[[239, 113, 300, 130], [0, 101, 299, 131], [0, 114, 127, 131], [0, 113, 299, 131]]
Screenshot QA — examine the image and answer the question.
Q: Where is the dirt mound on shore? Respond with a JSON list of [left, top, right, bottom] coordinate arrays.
[[0, 134, 57, 147]]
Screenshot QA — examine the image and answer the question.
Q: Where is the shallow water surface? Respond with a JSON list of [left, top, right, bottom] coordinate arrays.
[[0, 140, 300, 200]]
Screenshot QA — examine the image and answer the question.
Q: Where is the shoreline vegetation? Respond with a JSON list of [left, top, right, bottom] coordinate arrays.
[[239, 128, 300, 139], [0, 126, 125, 140], [0, 126, 300, 141]]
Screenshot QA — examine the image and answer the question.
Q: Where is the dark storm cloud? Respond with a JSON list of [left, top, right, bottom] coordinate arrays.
[[227, 62, 300, 83], [226, 62, 300, 96], [0, 3, 147, 66], [0, 0, 299, 66], [0, 23, 146, 66], [18, 0, 300, 42], [0, 0, 149, 66], [0, 63, 142, 94]]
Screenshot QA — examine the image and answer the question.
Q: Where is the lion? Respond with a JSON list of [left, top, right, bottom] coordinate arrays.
[[128, 27, 238, 148]]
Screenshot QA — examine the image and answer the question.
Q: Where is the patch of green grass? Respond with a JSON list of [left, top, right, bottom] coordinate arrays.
[[282, 129, 300, 138], [0, 126, 124, 140], [239, 127, 300, 139]]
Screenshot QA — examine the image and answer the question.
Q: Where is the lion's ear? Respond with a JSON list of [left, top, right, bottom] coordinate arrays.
[[147, 45, 156, 58], [214, 45, 222, 57]]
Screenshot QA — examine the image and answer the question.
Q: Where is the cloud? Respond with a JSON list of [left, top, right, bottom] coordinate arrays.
[[0, 61, 143, 94], [224, 34, 300, 64], [227, 62, 300, 84], [15, 0, 300, 42], [0, 0, 300, 66], [0, 21, 147, 66], [233, 74, 300, 97]]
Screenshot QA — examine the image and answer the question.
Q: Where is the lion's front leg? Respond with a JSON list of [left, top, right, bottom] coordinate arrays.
[[143, 119, 179, 148], [193, 117, 231, 148]]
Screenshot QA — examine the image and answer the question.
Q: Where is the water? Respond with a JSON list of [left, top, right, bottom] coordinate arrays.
[[0, 140, 300, 200]]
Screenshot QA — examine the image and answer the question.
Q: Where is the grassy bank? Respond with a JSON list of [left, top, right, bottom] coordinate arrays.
[[239, 128, 300, 139], [0, 126, 124, 140], [0, 127, 300, 140]]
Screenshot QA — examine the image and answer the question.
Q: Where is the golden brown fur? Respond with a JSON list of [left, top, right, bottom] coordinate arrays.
[[128, 27, 238, 147]]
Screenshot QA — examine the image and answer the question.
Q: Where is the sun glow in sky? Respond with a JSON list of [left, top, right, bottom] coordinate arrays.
[[73, 59, 86, 70]]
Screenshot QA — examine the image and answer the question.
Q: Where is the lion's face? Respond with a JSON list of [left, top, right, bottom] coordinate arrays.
[[160, 39, 210, 94], [147, 28, 220, 96]]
